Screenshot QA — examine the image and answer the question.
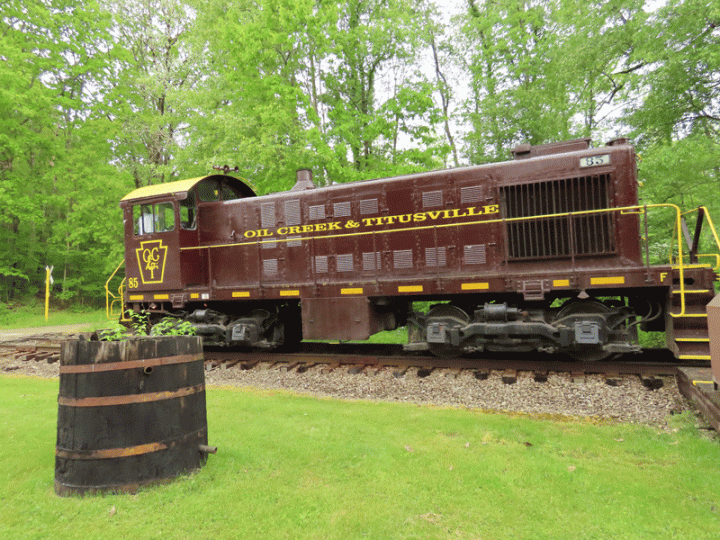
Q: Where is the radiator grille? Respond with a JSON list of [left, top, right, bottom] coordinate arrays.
[[501, 174, 615, 260]]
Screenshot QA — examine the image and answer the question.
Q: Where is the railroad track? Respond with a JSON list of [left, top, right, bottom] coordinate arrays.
[[203, 345, 681, 388], [0, 336, 693, 379], [0, 338, 62, 367], [2, 334, 718, 431]]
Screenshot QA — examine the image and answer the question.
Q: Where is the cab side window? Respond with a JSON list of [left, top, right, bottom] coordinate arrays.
[[180, 191, 197, 230], [133, 202, 175, 235], [155, 202, 175, 232], [134, 204, 154, 235]]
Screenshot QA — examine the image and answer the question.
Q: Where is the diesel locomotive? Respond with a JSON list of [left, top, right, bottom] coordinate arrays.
[[114, 138, 719, 361]]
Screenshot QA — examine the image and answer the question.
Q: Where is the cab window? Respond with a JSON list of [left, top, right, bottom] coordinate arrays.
[[155, 202, 175, 232], [180, 191, 197, 230], [196, 178, 241, 202], [133, 202, 175, 235], [197, 180, 220, 202]]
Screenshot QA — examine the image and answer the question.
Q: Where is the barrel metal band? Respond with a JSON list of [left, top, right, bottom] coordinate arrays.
[[57, 383, 205, 407], [59, 353, 203, 374], [55, 428, 207, 460]]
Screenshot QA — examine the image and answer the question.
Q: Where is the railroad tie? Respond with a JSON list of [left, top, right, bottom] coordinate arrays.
[[502, 369, 517, 385]]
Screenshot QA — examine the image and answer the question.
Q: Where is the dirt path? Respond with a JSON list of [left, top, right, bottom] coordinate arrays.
[[0, 323, 101, 342]]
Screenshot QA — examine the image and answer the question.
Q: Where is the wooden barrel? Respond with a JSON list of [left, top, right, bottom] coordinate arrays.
[[55, 336, 210, 496]]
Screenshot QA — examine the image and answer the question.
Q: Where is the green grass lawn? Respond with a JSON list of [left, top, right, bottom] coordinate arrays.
[[0, 300, 112, 330], [1, 374, 719, 540]]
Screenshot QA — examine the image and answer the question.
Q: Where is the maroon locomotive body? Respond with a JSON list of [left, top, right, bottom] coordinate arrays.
[[119, 138, 716, 361]]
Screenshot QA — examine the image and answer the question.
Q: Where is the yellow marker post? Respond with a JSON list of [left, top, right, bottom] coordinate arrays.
[[45, 265, 53, 321]]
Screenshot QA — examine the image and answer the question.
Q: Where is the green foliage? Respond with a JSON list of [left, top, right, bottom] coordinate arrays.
[[151, 316, 197, 336], [98, 324, 132, 341], [0, 0, 125, 304], [99, 311, 196, 340], [638, 330, 666, 349], [98, 310, 148, 340], [459, 0, 648, 163], [191, 0, 449, 192], [626, 0, 720, 146]]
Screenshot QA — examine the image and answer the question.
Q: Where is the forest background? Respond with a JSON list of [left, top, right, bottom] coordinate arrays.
[[1, 0, 718, 307]]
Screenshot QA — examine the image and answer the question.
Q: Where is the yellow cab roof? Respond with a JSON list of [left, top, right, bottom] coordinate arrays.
[[120, 175, 255, 203]]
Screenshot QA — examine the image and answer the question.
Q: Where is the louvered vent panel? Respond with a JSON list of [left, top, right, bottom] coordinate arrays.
[[285, 200, 301, 226], [262, 240, 276, 250], [314, 256, 328, 274], [422, 190, 443, 208], [336, 253, 354, 272], [263, 259, 278, 275], [287, 235, 301, 247], [360, 199, 378, 215], [363, 252, 382, 271], [393, 250, 413, 269], [501, 174, 615, 260], [334, 201, 351, 217], [425, 247, 447, 267], [461, 186, 482, 204], [261, 203, 275, 228], [309, 205, 325, 220], [464, 244, 487, 265]]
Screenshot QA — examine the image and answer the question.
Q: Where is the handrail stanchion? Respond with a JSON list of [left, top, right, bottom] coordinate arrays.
[[105, 260, 127, 321]]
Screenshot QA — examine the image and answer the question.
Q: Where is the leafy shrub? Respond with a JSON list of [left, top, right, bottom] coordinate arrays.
[[99, 311, 195, 341]]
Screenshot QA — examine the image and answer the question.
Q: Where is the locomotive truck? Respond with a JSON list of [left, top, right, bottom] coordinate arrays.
[[110, 137, 719, 361]]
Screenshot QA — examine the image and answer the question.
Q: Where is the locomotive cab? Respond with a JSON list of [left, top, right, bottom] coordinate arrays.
[[120, 175, 255, 306]]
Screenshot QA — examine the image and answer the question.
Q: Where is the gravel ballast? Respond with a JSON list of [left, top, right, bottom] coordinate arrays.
[[1, 346, 691, 429], [205, 362, 688, 429]]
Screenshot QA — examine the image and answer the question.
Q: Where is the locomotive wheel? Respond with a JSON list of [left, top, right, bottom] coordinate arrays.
[[556, 299, 613, 362], [425, 305, 470, 358], [248, 309, 282, 351]]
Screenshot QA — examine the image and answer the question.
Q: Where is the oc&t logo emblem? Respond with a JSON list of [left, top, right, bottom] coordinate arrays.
[[136, 240, 168, 284]]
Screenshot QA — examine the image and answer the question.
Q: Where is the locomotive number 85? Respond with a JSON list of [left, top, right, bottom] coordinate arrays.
[[116, 138, 719, 362]]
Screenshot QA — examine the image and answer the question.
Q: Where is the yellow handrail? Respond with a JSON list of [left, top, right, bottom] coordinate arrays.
[[668, 206, 720, 316], [105, 260, 129, 321], [679, 207, 720, 269]]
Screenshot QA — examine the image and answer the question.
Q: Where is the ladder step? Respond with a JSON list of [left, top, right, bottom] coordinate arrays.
[[674, 340, 711, 360], [672, 289, 712, 294], [679, 354, 712, 361], [672, 264, 713, 269]]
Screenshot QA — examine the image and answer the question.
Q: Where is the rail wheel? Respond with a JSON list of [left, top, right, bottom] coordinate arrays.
[[425, 305, 470, 358]]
